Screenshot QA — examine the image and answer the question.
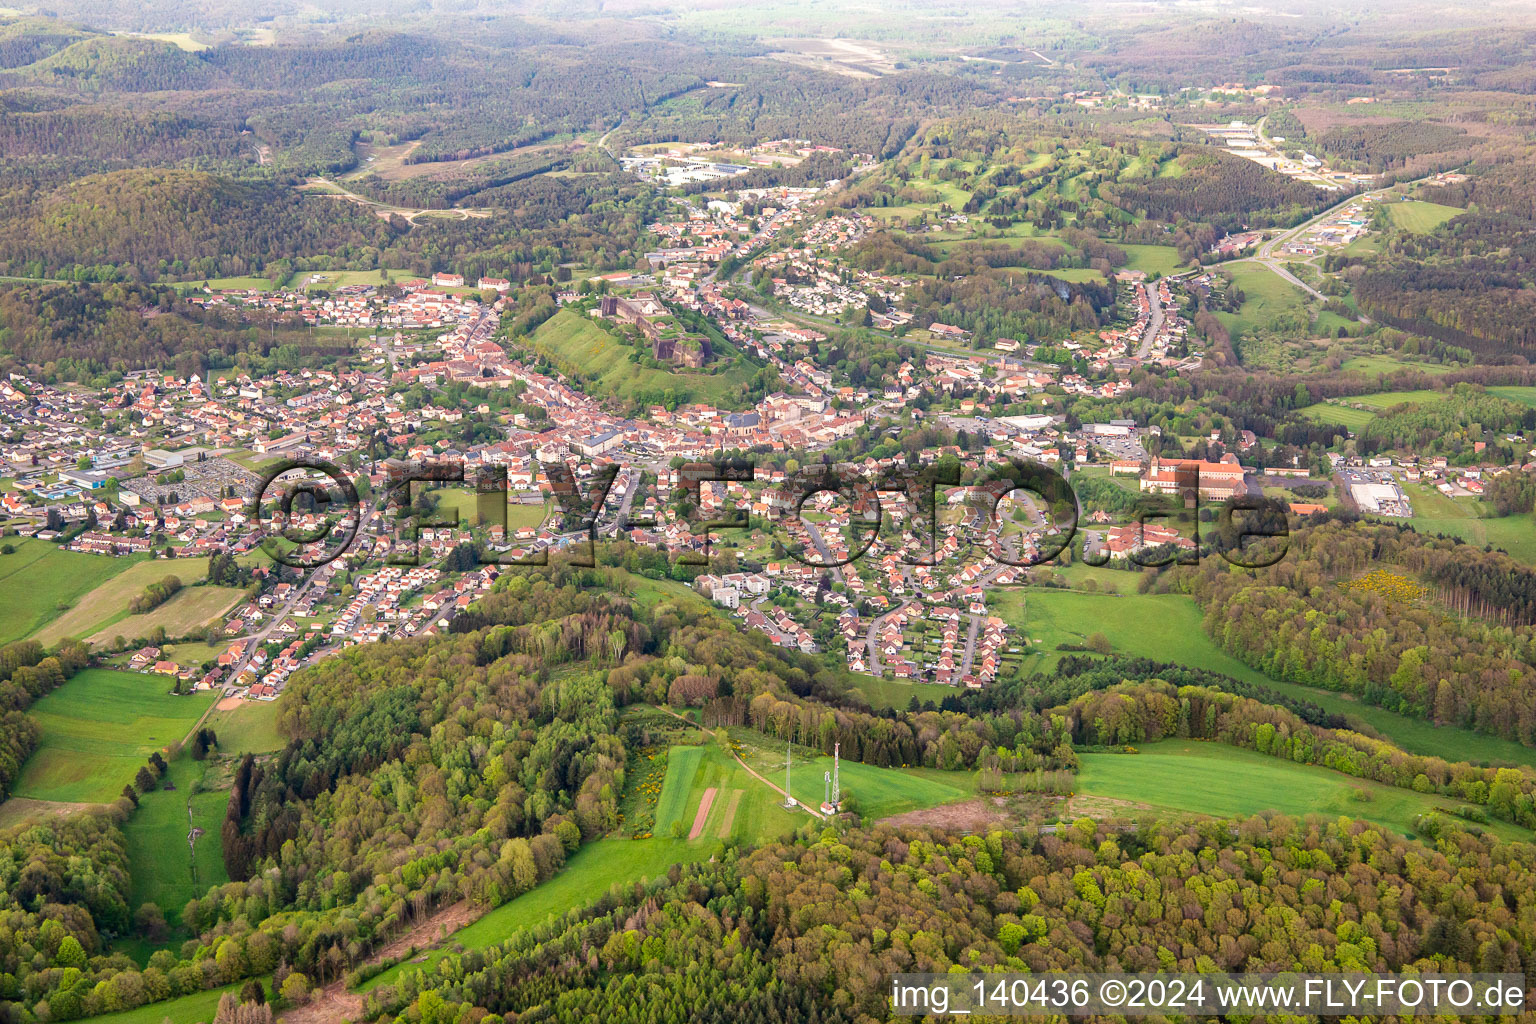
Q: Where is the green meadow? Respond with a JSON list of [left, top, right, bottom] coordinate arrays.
[[122, 753, 230, 916], [529, 309, 755, 405], [1296, 401, 1377, 431], [86, 981, 249, 1024], [207, 698, 286, 755], [1387, 200, 1461, 233], [1077, 741, 1530, 841], [360, 836, 710, 993], [12, 669, 216, 804], [1216, 262, 1310, 339], [796, 752, 972, 818], [1488, 385, 1536, 407], [30, 558, 184, 647], [846, 672, 961, 710], [1119, 244, 1184, 277], [0, 539, 144, 644], [431, 486, 548, 531], [992, 587, 1536, 769]]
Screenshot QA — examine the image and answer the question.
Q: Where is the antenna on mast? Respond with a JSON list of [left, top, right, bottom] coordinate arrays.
[[821, 742, 841, 815]]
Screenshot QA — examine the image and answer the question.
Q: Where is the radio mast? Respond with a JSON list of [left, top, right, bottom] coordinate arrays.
[[782, 742, 796, 808], [832, 742, 841, 807], [821, 742, 842, 815]]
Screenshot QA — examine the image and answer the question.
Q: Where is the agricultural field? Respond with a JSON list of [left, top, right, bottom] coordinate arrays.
[[0, 540, 145, 644], [121, 752, 230, 916], [10, 668, 217, 805], [83, 584, 247, 649], [528, 309, 756, 405], [1387, 200, 1462, 234], [29, 558, 187, 647], [1075, 741, 1531, 841], [655, 742, 803, 842]]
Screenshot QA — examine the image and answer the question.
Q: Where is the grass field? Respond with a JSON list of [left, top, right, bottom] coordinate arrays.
[[0, 540, 145, 645], [657, 743, 804, 842], [1398, 503, 1536, 565], [1293, 388, 1451, 430], [1387, 200, 1462, 234], [1351, 389, 1450, 408], [729, 727, 975, 818], [122, 753, 230, 916], [1217, 262, 1311, 339], [1120, 244, 1184, 277], [12, 669, 217, 804], [1076, 741, 1530, 841], [88, 981, 248, 1024], [1296, 402, 1382, 429], [1339, 352, 1456, 376], [298, 268, 412, 290], [1295, 402, 1377, 431], [529, 309, 755, 405], [432, 487, 549, 530], [1488, 386, 1536, 407], [1036, 266, 1106, 283], [654, 745, 706, 833], [83, 585, 246, 648], [797, 753, 971, 818], [845, 673, 961, 709], [993, 588, 1536, 769], [30, 559, 189, 647], [208, 698, 286, 755], [0, 796, 112, 829]]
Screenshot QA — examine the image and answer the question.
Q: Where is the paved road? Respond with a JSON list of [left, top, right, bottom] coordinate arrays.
[[232, 497, 385, 678], [957, 611, 982, 678], [1230, 172, 1442, 320], [802, 520, 847, 587], [1135, 282, 1164, 359]]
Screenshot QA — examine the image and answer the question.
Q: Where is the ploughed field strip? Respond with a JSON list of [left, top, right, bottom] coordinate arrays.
[[687, 787, 717, 840]]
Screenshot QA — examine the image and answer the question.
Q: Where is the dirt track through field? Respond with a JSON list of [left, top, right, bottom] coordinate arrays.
[[688, 787, 717, 840], [716, 789, 742, 839]]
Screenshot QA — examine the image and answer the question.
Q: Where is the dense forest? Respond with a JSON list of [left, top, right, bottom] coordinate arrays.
[[1184, 518, 1536, 744], [363, 819, 1535, 1024], [1099, 147, 1329, 231]]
